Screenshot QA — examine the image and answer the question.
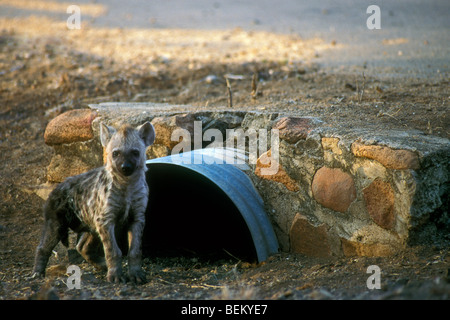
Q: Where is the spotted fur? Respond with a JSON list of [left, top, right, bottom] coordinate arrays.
[[32, 122, 155, 284]]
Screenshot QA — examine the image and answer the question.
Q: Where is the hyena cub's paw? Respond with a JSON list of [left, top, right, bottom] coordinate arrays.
[[128, 267, 146, 284], [106, 268, 128, 284], [90, 259, 108, 272], [31, 271, 45, 279]]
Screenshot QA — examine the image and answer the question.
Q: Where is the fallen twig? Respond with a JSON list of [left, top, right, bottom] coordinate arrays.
[[225, 77, 233, 108], [358, 72, 366, 103], [188, 284, 224, 289], [377, 105, 403, 120], [223, 248, 241, 262], [158, 277, 224, 289], [251, 72, 258, 99]]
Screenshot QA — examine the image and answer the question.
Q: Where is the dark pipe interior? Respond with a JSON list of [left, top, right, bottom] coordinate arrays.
[[143, 164, 258, 262]]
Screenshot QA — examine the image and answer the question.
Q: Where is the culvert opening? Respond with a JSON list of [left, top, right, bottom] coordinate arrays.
[[143, 163, 259, 262]]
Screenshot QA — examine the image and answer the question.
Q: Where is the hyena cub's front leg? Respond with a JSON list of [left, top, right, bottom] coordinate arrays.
[[97, 221, 127, 283], [127, 214, 146, 284]]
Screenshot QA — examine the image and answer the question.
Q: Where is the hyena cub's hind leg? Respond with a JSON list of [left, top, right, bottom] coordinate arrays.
[[76, 232, 107, 271], [32, 217, 68, 278]]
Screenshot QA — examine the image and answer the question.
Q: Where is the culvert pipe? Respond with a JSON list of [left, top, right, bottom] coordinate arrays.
[[144, 148, 279, 263]]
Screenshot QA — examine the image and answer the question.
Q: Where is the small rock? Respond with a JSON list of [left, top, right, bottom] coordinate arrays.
[[312, 166, 356, 213], [44, 109, 98, 145], [351, 142, 420, 170], [273, 117, 314, 144], [308, 288, 334, 300], [34, 182, 56, 201], [202, 74, 221, 84], [345, 83, 356, 91], [363, 179, 395, 230], [289, 213, 332, 257], [255, 149, 299, 192]]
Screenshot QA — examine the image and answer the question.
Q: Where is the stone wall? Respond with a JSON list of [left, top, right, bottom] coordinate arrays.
[[43, 103, 450, 257]]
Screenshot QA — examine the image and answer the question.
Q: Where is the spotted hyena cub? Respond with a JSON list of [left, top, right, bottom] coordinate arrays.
[[32, 122, 155, 284]]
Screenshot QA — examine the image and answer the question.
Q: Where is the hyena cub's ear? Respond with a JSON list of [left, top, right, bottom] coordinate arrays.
[[100, 123, 117, 147], [137, 121, 156, 147]]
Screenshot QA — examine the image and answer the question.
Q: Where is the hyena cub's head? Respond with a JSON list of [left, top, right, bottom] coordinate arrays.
[[100, 122, 155, 177]]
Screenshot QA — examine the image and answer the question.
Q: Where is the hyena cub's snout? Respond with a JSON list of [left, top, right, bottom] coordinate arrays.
[[113, 148, 141, 177]]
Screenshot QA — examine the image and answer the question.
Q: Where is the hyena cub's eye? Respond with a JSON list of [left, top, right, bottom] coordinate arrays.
[[131, 149, 140, 157], [112, 150, 120, 158]]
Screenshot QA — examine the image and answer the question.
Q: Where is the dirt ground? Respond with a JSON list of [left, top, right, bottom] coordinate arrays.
[[0, 16, 449, 300]]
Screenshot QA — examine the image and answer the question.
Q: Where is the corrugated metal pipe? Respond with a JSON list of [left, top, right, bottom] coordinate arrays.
[[144, 148, 279, 263]]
